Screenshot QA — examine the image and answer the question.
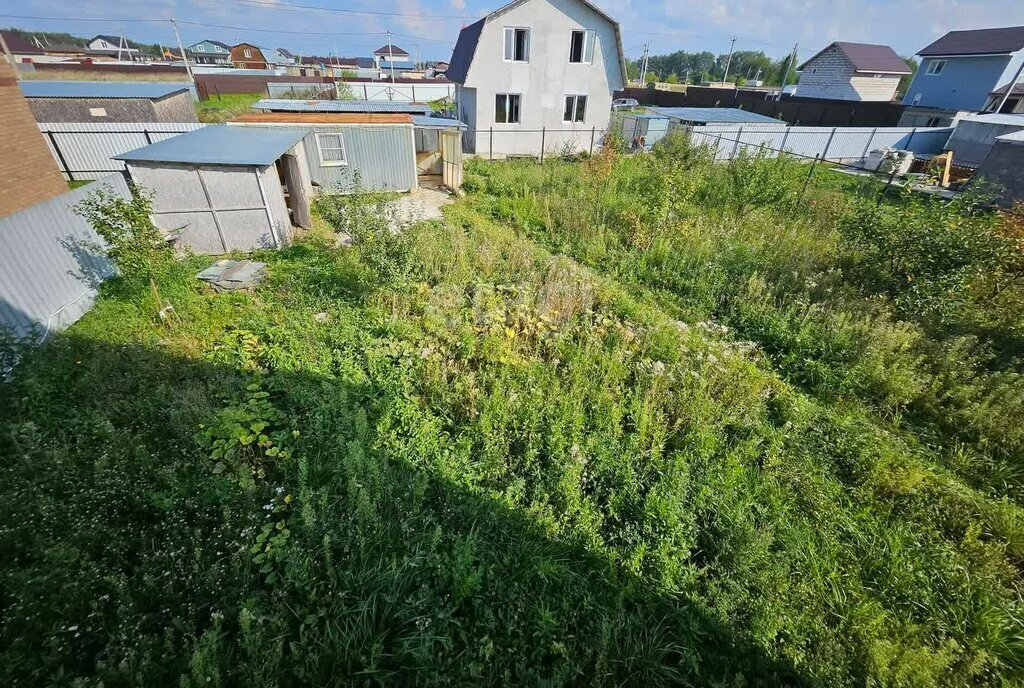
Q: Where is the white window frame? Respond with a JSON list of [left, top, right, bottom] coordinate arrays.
[[926, 59, 946, 75], [495, 93, 521, 124], [563, 94, 587, 123], [315, 132, 348, 166], [243, 49, 252, 59], [196, 44, 205, 52], [569, 30, 595, 64], [503, 27, 530, 62]]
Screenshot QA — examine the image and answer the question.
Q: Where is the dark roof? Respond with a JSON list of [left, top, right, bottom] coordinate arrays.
[[20, 81, 191, 99], [1, 31, 44, 54], [990, 83, 1024, 96], [373, 44, 409, 56], [277, 48, 295, 58], [91, 35, 141, 49], [800, 41, 911, 73], [446, 18, 485, 84], [918, 26, 1024, 56], [115, 125, 308, 166], [646, 107, 786, 125]]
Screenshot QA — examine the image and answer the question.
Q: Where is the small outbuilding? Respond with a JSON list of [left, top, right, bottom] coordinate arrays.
[[944, 113, 1024, 167], [975, 129, 1024, 207], [115, 125, 312, 254], [19, 81, 198, 123]]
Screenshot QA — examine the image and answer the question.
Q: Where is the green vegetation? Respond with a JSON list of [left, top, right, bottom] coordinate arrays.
[[196, 93, 263, 123], [2, 136, 1023, 686]]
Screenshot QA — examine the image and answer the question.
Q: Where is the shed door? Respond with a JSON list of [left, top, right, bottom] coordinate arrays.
[[441, 130, 462, 190]]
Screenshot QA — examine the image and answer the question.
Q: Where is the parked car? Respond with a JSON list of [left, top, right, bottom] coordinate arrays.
[[611, 98, 639, 111]]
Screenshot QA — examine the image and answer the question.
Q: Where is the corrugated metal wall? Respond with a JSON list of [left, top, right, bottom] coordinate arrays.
[[0, 174, 129, 341], [682, 125, 954, 162], [300, 125, 417, 192], [38, 122, 206, 179]]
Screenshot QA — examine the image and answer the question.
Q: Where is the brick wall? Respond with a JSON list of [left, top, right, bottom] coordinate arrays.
[[0, 62, 67, 217], [153, 91, 199, 122], [797, 46, 901, 102]]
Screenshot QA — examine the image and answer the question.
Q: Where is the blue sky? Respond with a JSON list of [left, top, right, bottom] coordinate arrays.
[[5, 0, 1024, 63]]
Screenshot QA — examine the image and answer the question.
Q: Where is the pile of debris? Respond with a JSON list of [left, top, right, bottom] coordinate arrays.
[[196, 259, 267, 292]]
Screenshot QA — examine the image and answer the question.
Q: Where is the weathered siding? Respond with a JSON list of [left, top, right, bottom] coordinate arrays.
[[27, 91, 198, 123], [299, 125, 417, 192], [0, 175, 129, 340]]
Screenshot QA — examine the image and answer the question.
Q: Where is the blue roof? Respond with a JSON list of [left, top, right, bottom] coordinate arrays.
[[254, 98, 432, 114], [114, 125, 308, 166], [20, 81, 191, 99], [411, 115, 466, 129], [645, 107, 785, 124]]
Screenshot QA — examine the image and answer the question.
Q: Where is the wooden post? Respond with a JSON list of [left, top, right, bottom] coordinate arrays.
[[821, 127, 837, 161], [540, 127, 546, 163], [731, 125, 744, 159], [590, 127, 595, 155]]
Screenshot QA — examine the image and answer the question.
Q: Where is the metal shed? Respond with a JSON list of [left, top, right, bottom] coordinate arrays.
[[621, 114, 670, 149], [975, 129, 1024, 207], [115, 125, 312, 254]]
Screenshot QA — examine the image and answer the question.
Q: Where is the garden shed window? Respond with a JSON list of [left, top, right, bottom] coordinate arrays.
[[495, 93, 521, 124], [563, 95, 587, 123], [504, 27, 530, 62], [316, 133, 347, 165]]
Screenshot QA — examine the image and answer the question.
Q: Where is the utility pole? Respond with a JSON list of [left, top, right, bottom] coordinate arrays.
[[638, 42, 649, 85], [995, 59, 1024, 114], [170, 19, 195, 88], [722, 35, 737, 84], [387, 31, 396, 84], [777, 42, 797, 102]]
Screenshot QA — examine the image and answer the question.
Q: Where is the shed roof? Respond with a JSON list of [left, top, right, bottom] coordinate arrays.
[[253, 98, 432, 114], [918, 26, 1024, 56], [799, 42, 911, 74], [959, 112, 1024, 126], [232, 112, 413, 124], [114, 125, 308, 166], [1, 31, 45, 54], [996, 130, 1024, 144], [374, 44, 410, 56], [410, 115, 467, 129], [19, 81, 190, 99], [645, 107, 785, 124]]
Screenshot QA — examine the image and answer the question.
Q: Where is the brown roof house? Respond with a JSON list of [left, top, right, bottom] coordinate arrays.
[[0, 60, 67, 216], [796, 42, 911, 102]]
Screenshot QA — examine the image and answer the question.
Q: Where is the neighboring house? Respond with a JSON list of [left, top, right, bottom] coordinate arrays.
[[231, 43, 290, 70], [983, 83, 1024, 114], [187, 39, 232, 65], [426, 60, 449, 78], [374, 44, 410, 68], [87, 35, 143, 60], [20, 81, 198, 123], [0, 60, 67, 216], [447, 0, 627, 156], [901, 26, 1024, 120], [1, 31, 92, 63], [796, 42, 910, 102]]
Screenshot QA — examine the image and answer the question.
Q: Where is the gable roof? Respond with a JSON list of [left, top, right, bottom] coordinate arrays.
[[800, 41, 911, 74], [374, 44, 409, 57], [918, 26, 1024, 56], [447, 0, 627, 86], [90, 35, 141, 50], [189, 39, 230, 50], [1, 31, 44, 54]]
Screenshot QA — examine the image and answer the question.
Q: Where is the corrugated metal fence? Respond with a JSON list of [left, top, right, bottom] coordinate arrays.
[[683, 125, 954, 162], [0, 175, 130, 341], [38, 122, 206, 181]]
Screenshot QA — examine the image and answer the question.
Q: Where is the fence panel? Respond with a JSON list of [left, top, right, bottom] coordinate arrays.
[[341, 81, 455, 102], [0, 175, 130, 341], [38, 122, 206, 180]]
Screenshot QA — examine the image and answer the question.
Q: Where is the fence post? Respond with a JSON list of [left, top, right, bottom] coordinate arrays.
[[861, 127, 878, 160], [590, 127, 595, 155], [489, 127, 494, 161], [540, 127, 545, 163], [730, 125, 744, 160], [798, 154, 820, 203], [46, 131, 74, 182], [411, 84, 415, 101], [778, 127, 791, 157], [143, 129, 153, 145], [821, 127, 837, 161]]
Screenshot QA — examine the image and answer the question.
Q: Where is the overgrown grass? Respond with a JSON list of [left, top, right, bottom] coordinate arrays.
[[196, 93, 263, 123], [1, 142, 1023, 686]]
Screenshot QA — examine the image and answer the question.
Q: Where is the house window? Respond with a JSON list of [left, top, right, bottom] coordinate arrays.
[[926, 59, 946, 75], [316, 133, 347, 166], [569, 30, 595, 64], [503, 27, 530, 62], [495, 93, 521, 123], [243, 49, 252, 58], [563, 94, 587, 122], [197, 45, 205, 52]]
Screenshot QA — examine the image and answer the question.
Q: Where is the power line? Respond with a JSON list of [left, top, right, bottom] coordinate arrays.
[[186, 0, 464, 22]]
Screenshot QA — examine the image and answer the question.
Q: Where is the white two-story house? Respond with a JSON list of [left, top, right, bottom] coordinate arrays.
[[446, 0, 626, 156]]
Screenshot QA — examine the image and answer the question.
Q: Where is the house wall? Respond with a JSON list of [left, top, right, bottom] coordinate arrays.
[[976, 141, 1024, 207], [0, 60, 67, 216], [903, 53, 1023, 110], [299, 124, 417, 192], [796, 46, 902, 101], [462, 0, 624, 155], [231, 43, 269, 70]]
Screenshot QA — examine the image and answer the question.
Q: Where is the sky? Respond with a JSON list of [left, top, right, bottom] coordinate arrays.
[[4, 0, 1024, 64]]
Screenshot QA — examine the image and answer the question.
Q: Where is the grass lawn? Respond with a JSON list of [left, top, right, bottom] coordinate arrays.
[[196, 93, 264, 123], [2, 138, 1023, 686]]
